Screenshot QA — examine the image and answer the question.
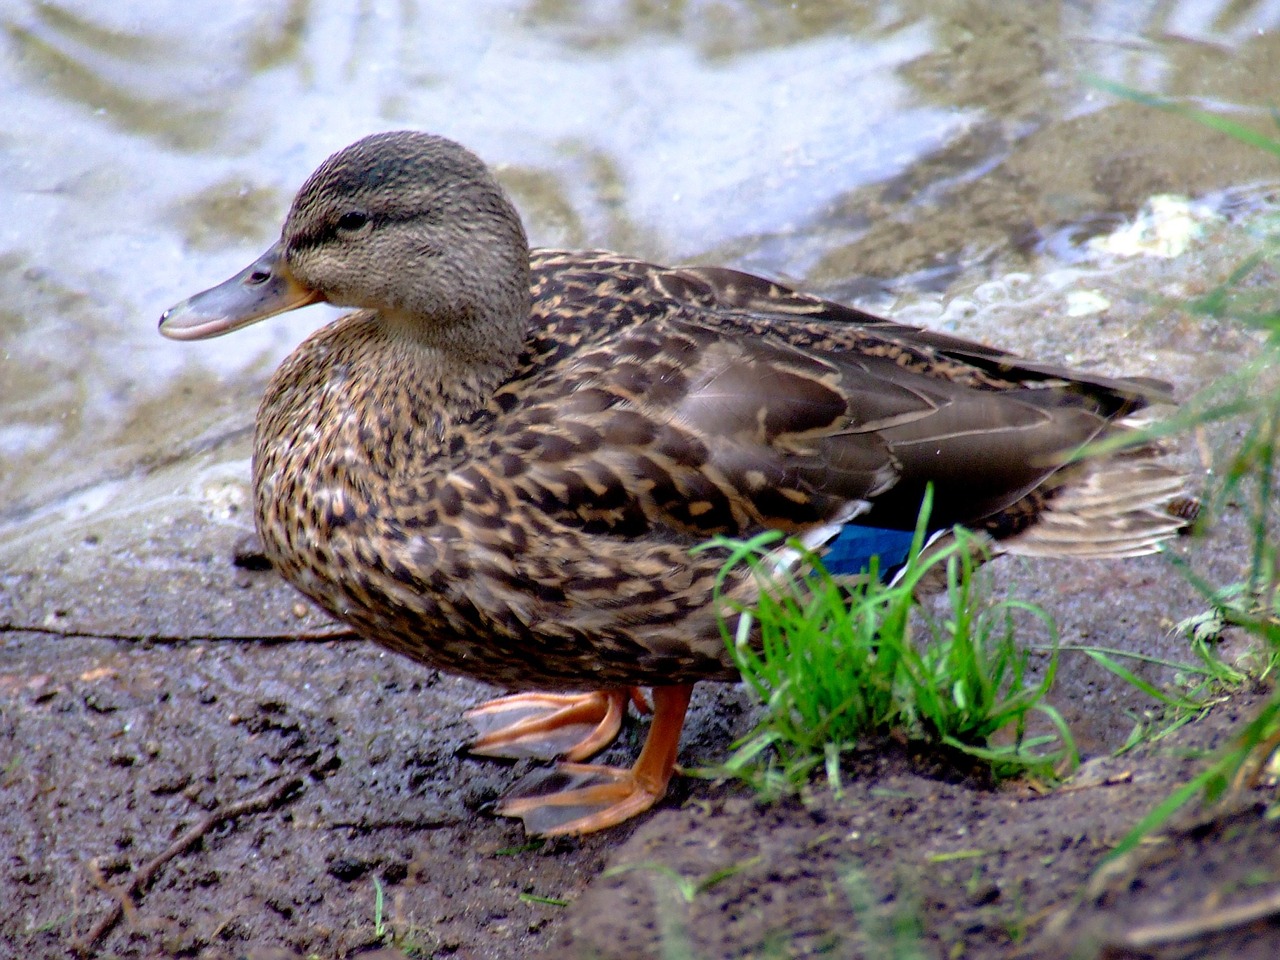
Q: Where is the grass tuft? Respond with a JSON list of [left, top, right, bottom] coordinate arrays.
[[700, 490, 1075, 797]]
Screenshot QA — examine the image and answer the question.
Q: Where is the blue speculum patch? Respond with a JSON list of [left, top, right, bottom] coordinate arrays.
[[822, 524, 918, 578]]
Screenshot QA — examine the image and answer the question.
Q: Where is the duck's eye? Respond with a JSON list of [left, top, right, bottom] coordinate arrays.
[[336, 210, 370, 234]]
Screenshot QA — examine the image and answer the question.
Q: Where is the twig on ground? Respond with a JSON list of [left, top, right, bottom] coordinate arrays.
[[72, 774, 303, 955], [1115, 885, 1280, 949], [0, 621, 354, 643]]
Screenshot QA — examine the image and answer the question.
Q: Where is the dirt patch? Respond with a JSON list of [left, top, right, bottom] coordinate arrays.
[[2, 616, 1276, 960], [1036, 801, 1280, 960], [554, 695, 1278, 960]]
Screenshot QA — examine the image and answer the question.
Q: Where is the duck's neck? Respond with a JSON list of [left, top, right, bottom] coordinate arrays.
[[370, 225, 533, 410], [378, 303, 527, 411], [254, 310, 514, 535]]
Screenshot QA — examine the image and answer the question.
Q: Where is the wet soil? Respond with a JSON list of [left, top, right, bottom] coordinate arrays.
[[557, 699, 1280, 960], [2, 459, 1278, 960]]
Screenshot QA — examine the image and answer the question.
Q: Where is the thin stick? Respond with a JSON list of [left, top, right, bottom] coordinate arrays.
[[0, 622, 354, 643], [1118, 886, 1280, 949], [73, 775, 302, 955]]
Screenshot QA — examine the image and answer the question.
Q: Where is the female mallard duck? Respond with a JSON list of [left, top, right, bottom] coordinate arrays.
[[160, 131, 1190, 837]]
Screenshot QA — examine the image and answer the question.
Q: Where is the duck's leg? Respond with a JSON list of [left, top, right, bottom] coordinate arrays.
[[465, 688, 648, 762], [495, 684, 693, 837]]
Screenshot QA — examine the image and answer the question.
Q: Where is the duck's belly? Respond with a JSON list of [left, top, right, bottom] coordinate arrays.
[[260, 511, 740, 691]]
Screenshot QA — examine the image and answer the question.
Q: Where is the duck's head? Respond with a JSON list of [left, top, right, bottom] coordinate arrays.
[[160, 132, 531, 355]]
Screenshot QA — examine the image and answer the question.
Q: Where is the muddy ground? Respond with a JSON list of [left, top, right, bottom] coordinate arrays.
[[2, 415, 1279, 960]]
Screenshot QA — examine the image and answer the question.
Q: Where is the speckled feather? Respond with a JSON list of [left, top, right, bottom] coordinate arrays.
[[253, 245, 1182, 690]]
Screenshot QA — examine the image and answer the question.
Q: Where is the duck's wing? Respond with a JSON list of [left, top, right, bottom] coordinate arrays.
[[653, 312, 1121, 531], [531, 250, 1173, 411], [504, 308, 1111, 544], [518, 250, 1180, 542], [661, 263, 1175, 412]]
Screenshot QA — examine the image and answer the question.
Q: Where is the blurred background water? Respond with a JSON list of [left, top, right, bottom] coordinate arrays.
[[2, 0, 1279, 551]]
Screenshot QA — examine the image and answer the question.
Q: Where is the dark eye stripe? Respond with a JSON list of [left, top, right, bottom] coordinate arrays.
[[286, 208, 425, 252]]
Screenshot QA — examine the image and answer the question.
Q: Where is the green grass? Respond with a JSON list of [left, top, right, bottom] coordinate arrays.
[[842, 866, 931, 960], [372, 876, 387, 940], [368, 875, 436, 957], [518, 891, 570, 907], [602, 857, 762, 904], [700, 490, 1075, 798]]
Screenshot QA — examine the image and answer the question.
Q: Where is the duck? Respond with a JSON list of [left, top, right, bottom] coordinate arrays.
[[160, 131, 1192, 837]]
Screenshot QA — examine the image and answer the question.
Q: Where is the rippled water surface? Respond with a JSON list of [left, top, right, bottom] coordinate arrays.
[[3, 0, 1280, 535]]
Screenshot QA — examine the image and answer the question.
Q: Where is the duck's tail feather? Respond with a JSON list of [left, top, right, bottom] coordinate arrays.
[[985, 446, 1197, 560]]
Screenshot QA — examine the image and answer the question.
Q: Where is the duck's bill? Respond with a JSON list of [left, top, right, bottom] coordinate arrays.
[[159, 242, 322, 341]]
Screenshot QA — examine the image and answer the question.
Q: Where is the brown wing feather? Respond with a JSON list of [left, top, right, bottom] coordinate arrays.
[[668, 316, 1116, 529], [519, 248, 1170, 538], [659, 261, 1174, 411]]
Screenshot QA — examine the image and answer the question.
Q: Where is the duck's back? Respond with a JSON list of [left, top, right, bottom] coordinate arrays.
[[516, 249, 1179, 539]]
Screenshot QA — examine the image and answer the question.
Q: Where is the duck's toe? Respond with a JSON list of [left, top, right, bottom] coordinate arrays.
[[496, 762, 669, 837], [464, 688, 636, 761]]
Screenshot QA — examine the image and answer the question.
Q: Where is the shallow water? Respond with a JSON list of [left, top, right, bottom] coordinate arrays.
[[2, 0, 1278, 558]]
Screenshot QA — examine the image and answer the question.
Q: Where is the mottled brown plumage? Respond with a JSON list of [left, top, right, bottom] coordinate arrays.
[[160, 131, 1190, 835]]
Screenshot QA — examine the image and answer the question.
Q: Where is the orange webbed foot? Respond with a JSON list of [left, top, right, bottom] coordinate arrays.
[[494, 685, 693, 837]]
